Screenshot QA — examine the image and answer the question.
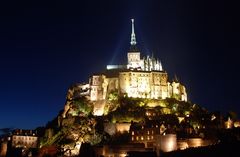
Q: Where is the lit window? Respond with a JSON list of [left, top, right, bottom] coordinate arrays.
[[147, 136, 150, 140], [136, 136, 139, 141], [151, 136, 154, 139], [132, 131, 134, 135], [147, 131, 150, 135], [141, 136, 144, 140], [152, 130, 154, 134], [132, 137, 134, 141]]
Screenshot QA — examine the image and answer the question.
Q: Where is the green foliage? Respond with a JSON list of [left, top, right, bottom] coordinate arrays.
[[108, 91, 118, 101], [103, 91, 120, 115], [107, 96, 147, 123], [104, 100, 120, 115], [72, 97, 93, 116], [161, 107, 171, 114], [119, 96, 147, 108], [67, 117, 102, 144], [40, 130, 64, 147], [147, 99, 168, 107], [106, 96, 203, 123], [42, 116, 103, 149], [172, 93, 181, 100]]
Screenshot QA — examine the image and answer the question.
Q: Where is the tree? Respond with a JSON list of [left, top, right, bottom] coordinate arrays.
[[72, 97, 93, 116]]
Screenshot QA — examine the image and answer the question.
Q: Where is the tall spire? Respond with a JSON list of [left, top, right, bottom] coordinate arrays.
[[130, 19, 137, 45]]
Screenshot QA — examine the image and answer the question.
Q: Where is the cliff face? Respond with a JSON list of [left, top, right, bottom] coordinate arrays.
[[62, 84, 120, 119], [40, 85, 101, 156], [62, 85, 93, 118]]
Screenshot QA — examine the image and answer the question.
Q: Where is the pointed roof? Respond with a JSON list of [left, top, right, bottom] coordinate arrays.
[[130, 19, 137, 45], [129, 19, 139, 52]]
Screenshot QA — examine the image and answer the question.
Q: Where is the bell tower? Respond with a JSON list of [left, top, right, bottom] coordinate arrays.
[[127, 19, 141, 69]]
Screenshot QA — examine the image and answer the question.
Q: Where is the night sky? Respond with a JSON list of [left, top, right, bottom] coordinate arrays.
[[0, 0, 239, 129]]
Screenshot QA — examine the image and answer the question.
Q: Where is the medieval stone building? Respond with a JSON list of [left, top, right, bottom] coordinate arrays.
[[75, 19, 187, 115]]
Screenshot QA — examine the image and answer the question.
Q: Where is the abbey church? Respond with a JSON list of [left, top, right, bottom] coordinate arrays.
[[75, 19, 187, 109]]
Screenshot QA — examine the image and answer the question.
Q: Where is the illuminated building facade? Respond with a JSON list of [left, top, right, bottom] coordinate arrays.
[[76, 19, 187, 111], [11, 129, 38, 148], [130, 121, 167, 148], [130, 122, 179, 153], [130, 126, 158, 148]]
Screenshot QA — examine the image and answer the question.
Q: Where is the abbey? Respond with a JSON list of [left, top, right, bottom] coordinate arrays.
[[77, 19, 187, 103]]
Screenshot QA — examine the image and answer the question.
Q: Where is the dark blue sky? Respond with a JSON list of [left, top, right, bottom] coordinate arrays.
[[0, 0, 239, 129]]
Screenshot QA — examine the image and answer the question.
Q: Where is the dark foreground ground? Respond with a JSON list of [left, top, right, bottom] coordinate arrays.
[[79, 140, 240, 157], [160, 140, 240, 157], [126, 139, 240, 157]]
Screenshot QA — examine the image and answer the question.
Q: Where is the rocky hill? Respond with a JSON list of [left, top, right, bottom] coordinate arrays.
[[39, 84, 212, 156]]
